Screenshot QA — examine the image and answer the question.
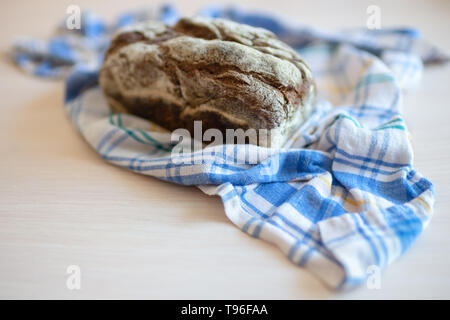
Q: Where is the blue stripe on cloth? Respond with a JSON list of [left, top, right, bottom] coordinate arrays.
[[380, 205, 423, 253], [65, 69, 99, 102], [335, 147, 410, 168], [333, 157, 410, 176], [333, 171, 432, 204]]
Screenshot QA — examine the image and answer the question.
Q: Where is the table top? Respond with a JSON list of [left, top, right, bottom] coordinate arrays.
[[1, 0, 449, 299]]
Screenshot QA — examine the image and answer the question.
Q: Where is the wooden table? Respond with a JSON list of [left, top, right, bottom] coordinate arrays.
[[1, 0, 449, 299]]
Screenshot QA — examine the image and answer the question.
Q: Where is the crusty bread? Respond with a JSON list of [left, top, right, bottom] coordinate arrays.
[[99, 17, 316, 147]]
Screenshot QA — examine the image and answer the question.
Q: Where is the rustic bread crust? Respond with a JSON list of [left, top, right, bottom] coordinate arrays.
[[99, 17, 316, 147]]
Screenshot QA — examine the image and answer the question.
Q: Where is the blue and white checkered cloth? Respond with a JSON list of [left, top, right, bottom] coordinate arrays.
[[12, 5, 448, 290]]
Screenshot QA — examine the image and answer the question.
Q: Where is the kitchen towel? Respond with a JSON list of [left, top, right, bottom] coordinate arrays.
[[12, 4, 448, 290]]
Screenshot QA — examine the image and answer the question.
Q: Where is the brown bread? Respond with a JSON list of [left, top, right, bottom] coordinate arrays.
[[99, 17, 316, 147]]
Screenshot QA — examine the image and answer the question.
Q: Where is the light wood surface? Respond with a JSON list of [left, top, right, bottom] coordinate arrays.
[[1, 0, 449, 299]]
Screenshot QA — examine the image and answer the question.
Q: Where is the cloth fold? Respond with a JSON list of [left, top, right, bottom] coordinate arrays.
[[12, 4, 446, 290]]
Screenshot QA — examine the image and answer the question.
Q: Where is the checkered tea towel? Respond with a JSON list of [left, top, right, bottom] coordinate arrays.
[[11, 5, 449, 290]]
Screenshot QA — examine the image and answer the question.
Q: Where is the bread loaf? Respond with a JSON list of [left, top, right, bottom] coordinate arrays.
[[99, 17, 316, 147]]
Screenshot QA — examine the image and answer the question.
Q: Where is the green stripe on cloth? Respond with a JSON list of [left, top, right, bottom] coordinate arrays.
[[354, 73, 396, 91], [326, 114, 363, 130], [110, 114, 172, 152], [373, 125, 405, 131]]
